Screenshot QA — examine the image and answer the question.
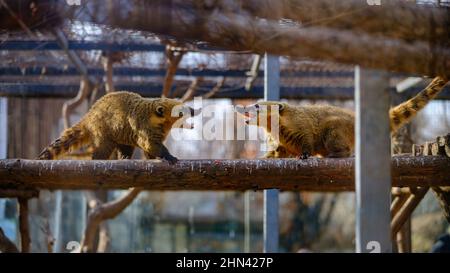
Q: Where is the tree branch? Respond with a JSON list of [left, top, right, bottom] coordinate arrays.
[[161, 45, 186, 98], [18, 197, 31, 253], [0, 227, 19, 253], [80, 187, 141, 253]]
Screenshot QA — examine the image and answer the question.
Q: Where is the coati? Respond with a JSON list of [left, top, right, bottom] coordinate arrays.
[[38, 91, 195, 163], [243, 76, 448, 159]]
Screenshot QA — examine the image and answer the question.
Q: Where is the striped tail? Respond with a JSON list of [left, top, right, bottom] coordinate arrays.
[[390, 76, 448, 133], [38, 124, 89, 159]]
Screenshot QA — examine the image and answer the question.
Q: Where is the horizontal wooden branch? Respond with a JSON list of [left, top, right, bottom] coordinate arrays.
[[0, 156, 449, 192], [236, 0, 450, 45], [0, 189, 39, 199], [76, 3, 450, 78]]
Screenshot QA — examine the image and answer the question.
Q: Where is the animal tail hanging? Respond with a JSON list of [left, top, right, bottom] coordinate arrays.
[[389, 76, 448, 133], [37, 124, 89, 159]]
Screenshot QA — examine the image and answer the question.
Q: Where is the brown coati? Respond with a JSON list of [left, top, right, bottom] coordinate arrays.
[[243, 76, 448, 159], [38, 91, 195, 163]]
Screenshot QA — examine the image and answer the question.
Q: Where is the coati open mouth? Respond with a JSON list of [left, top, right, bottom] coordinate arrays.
[[243, 104, 259, 125], [175, 106, 201, 129]]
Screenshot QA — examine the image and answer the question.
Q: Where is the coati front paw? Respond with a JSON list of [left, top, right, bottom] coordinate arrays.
[[163, 154, 178, 165], [296, 152, 310, 160]]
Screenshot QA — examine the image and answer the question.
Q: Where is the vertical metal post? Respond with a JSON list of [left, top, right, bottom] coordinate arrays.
[[263, 54, 280, 253], [355, 67, 392, 253], [0, 98, 7, 159], [244, 191, 251, 253]]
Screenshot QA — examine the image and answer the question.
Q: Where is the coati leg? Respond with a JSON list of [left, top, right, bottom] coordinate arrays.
[[91, 142, 116, 160], [142, 143, 178, 164], [116, 144, 135, 159], [322, 128, 352, 158], [264, 150, 278, 158], [295, 136, 314, 159]]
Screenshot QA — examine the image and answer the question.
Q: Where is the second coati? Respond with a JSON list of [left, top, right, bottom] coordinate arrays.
[[243, 76, 448, 159], [38, 91, 195, 163]]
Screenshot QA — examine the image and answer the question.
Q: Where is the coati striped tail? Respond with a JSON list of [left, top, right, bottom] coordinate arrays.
[[389, 76, 448, 133], [38, 125, 88, 159]]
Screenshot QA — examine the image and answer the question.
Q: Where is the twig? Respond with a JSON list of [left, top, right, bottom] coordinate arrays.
[[203, 77, 226, 99], [18, 197, 31, 253], [62, 78, 91, 129], [39, 219, 55, 253], [80, 188, 142, 253], [162, 45, 186, 98], [181, 78, 202, 102], [0, 227, 19, 253]]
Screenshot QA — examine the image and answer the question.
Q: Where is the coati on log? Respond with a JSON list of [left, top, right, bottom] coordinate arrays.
[[38, 92, 195, 164], [243, 77, 448, 159]]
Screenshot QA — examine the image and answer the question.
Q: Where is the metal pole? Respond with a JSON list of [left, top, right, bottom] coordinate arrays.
[[263, 54, 280, 253], [355, 66, 392, 253], [244, 191, 251, 253], [0, 98, 6, 159]]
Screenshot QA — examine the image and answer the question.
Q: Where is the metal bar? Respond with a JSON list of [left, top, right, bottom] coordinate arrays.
[[244, 191, 251, 253], [355, 67, 392, 253], [0, 40, 166, 51], [1, 84, 449, 100], [0, 84, 356, 100], [263, 53, 280, 253], [0, 98, 6, 159], [0, 66, 354, 78]]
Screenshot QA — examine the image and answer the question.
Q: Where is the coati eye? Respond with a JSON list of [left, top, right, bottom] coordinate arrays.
[[156, 106, 164, 117], [178, 111, 184, 117]]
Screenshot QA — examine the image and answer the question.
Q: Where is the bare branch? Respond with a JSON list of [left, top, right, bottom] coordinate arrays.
[[18, 197, 31, 253], [162, 45, 186, 98], [245, 55, 262, 91], [80, 187, 141, 253], [102, 55, 115, 93], [203, 77, 225, 99], [181, 77, 202, 102], [0, 227, 19, 253], [62, 78, 91, 129]]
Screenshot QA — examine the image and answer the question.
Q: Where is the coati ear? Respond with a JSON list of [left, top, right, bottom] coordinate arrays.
[[278, 103, 285, 112], [156, 106, 164, 117]]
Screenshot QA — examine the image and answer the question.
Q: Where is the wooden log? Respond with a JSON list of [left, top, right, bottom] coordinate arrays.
[[432, 186, 450, 223], [392, 187, 412, 196], [18, 197, 31, 253], [423, 142, 433, 156], [74, 2, 450, 78], [0, 227, 19, 253], [436, 134, 450, 157], [391, 194, 409, 218], [431, 142, 445, 156], [236, 0, 450, 45], [0, 156, 449, 192], [0, 189, 39, 199], [396, 218, 412, 253], [0, 0, 61, 31], [412, 144, 424, 157], [391, 187, 429, 237]]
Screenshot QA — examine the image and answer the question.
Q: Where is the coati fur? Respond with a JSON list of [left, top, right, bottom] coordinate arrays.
[[244, 76, 448, 159], [38, 91, 194, 163]]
